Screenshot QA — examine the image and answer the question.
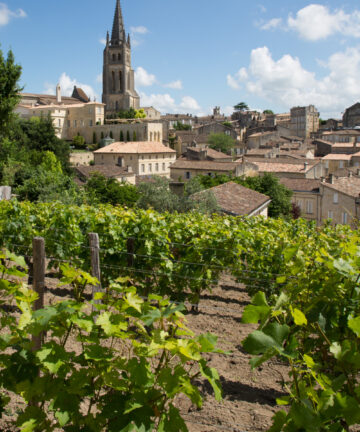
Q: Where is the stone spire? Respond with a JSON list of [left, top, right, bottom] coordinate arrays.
[[111, 0, 125, 46]]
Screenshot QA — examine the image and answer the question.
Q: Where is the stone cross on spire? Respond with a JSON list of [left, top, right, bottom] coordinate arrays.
[[111, 0, 125, 45]]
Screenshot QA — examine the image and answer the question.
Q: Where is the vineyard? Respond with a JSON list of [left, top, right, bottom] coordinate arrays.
[[0, 200, 359, 431]]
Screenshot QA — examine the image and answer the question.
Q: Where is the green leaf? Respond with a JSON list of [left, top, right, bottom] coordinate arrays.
[[263, 323, 289, 346], [199, 359, 222, 401], [197, 333, 218, 352], [348, 316, 360, 337], [55, 410, 69, 427], [242, 305, 270, 324], [125, 292, 143, 313], [268, 410, 287, 432], [291, 308, 307, 326], [243, 330, 282, 355], [158, 405, 187, 432], [252, 291, 268, 306]]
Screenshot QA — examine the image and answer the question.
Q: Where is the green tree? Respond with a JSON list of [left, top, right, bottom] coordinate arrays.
[[234, 102, 249, 111], [222, 121, 233, 128], [173, 121, 192, 131], [85, 173, 139, 207], [133, 131, 137, 141], [135, 108, 146, 118], [0, 48, 22, 136], [92, 131, 97, 144], [72, 135, 86, 149], [263, 109, 274, 115], [120, 130, 124, 141], [126, 130, 130, 141], [208, 133, 235, 154]]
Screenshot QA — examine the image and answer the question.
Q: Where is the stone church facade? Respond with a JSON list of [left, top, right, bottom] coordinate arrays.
[[102, 0, 140, 115]]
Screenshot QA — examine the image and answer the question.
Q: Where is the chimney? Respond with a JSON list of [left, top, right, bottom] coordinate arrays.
[[56, 84, 61, 104], [329, 174, 334, 184]]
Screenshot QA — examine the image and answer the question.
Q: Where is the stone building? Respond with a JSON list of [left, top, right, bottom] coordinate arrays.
[[16, 85, 105, 140], [290, 105, 319, 139], [320, 175, 360, 227], [343, 102, 360, 128], [94, 141, 176, 178], [102, 0, 140, 114]]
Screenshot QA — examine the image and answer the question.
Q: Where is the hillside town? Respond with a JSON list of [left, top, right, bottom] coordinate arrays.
[[2, 0, 356, 227], [2, 2, 360, 431]]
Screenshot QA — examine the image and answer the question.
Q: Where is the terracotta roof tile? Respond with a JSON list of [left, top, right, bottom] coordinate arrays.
[[94, 142, 176, 154], [323, 176, 360, 198], [279, 178, 321, 192], [171, 160, 241, 171], [75, 165, 134, 179], [193, 182, 270, 216]]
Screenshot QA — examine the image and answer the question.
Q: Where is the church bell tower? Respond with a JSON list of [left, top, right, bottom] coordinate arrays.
[[102, 0, 140, 115]]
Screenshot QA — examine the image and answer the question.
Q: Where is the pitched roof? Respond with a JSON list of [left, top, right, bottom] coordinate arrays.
[[322, 130, 360, 135], [75, 165, 134, 179], [170, 159, 241, 172], [94, 142, 176, 154], [71, 86, 90, 103], [247, 158, 318, 173], [279, 178, 321, 192], [323, 176, 360, 198], [332, 142, 360, 148], [188, 147, 230, 159], [193, 182, 270, 216], [322, 154, 353, 160]]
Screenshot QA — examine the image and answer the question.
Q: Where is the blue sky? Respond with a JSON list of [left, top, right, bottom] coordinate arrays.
[[2, 1, 360, 118]]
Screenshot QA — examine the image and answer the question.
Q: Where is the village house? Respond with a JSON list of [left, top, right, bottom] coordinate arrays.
[[322, 154, 353, 174], [319, 130, 360, 144], [247, 158, 324, 179], [192, 182, 271, 217], [93, 141, 176, 178], [279, 178, 322, 223], [75, 164, 136, 185], [342, 102, 360, 128], [320, 175, 360, 227], [194, 122, 238, 141], [170, 159, 258, 182], [185, 146, 233, 162]]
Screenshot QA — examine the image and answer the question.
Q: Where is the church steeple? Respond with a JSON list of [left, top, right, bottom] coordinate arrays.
[[111, 0, 125, 46]]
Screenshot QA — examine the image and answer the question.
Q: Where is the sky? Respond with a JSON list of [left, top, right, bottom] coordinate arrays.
[[2, 0, 360, 118]]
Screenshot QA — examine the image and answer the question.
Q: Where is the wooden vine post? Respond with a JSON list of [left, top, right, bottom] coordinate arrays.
[[32, 237, 46, 351], [88, 233, 102, 306]]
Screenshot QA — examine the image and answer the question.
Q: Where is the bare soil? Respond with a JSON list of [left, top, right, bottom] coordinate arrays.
[[2, 272, 358, 432]]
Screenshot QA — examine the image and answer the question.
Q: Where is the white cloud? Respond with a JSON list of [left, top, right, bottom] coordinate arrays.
[[262, 5, 360, 41], [227, 74, 240, 90], [258, 5, 266, 13], [223, 105, 235, 116], [44, 73, 99, 101], [135, 67, 156, 87], [99, 38, 106, 45], [130, 26, 148, 34], [140, 92, 202, 115], [227, 45, 360, 117], [0, 3, 26, 26], [164, 80, 183, 90], [179, 96, 200, 111], [260, 18, 282, 30]]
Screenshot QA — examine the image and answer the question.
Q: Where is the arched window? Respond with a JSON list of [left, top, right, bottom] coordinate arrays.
[[119, 71, 123, 92], [115, 101, 119, 111], [112, 71, 115, 92], [118, 53, 121, 61], [112, 54, 116, 61]]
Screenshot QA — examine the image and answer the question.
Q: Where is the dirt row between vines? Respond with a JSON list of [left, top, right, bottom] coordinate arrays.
[[1, 272, 289, 432]]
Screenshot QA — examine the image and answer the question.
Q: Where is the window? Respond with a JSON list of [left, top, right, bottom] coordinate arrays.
[[58, 119, 61, 127], [74, 120, 77, 127], [89, 120, 93, 126], [306, 200, 313, 214], [112, 54, 116, 61], [328, 211, 333, 219], [339, 161, 344, 168], [186, 171, 191, 179], [141, 164, 145, 173], [333, 192, 338, 204], [342, 212, 348, 224], [149, 163, 152, 172], [296, 200, 302, 210], [96, 107, 102, 114], [162, 163, 165, 171], [155, 163, 159, 172]]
